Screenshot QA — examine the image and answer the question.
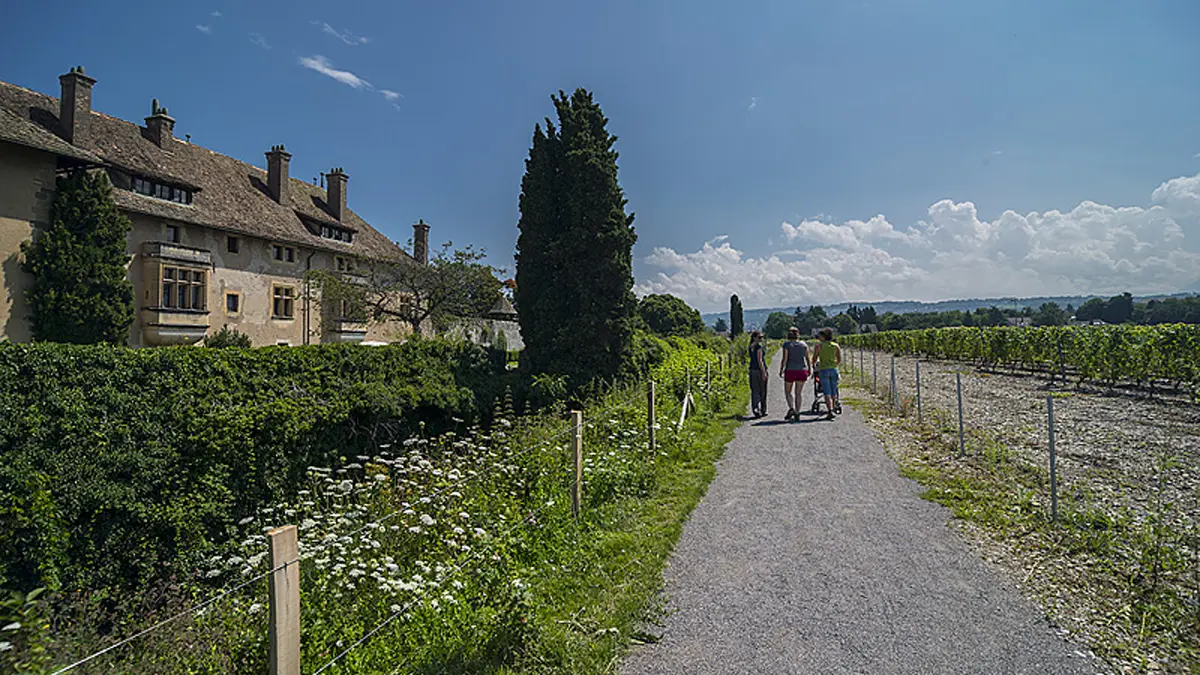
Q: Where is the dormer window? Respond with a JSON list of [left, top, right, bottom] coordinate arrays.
[[132, 176, 193, 205], [320, 224, 353, 243]]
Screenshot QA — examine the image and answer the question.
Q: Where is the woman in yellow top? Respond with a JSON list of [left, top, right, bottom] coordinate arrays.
[[812, 327, 842, 421]]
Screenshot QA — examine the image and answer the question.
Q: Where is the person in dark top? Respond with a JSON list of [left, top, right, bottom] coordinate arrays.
[[779, 327, 811, 420], [748, 331, 768, 417]]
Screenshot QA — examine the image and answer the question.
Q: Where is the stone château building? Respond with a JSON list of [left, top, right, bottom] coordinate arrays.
[[0, 65, 428, 347]]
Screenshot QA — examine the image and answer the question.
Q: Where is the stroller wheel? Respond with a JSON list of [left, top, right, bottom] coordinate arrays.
[[811, 400, 821, 413], [835, 403, 843, 415]]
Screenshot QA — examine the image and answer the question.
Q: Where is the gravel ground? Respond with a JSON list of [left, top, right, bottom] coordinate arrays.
[[841, 347, 1200, 547], [621, 353, 1101, 675]]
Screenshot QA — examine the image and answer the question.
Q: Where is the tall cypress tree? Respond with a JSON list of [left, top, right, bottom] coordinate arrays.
[[516, 89, 637, 385], [21, 170, 134, 344], [730, 294, 744, 337]]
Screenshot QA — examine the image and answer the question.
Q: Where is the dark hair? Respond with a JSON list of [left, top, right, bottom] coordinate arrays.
[[819, 327, 834, 341], [750, 331, 763, 340], [786, 327, 800, 339]]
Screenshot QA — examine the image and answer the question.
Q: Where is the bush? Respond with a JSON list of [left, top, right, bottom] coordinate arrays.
[[204, 325, 252, 348], [0, 339, 500, 596]]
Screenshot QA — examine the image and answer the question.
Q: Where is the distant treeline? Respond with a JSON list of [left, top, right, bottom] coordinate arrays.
[[756, 292, 1200, 338]]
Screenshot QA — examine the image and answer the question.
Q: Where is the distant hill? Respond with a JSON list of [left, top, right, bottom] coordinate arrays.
[[701, 292, 1197, 330]]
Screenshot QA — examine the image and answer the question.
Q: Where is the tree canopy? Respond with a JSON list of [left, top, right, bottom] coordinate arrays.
[[730, 295, 744, 337], [637, 293, 704, 336], [21, 170, 134, 344], [762, 311, 791, 339], [514, 89, 638, 384], [713, 317, 729, 333], [310, 242, 502, 336]]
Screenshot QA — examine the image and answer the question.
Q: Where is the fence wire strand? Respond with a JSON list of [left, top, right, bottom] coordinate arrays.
[[50, 557, 298, 674]]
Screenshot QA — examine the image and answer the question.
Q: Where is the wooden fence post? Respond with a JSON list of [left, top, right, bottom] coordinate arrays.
[[916, 360, 922, 423], [268, 525, 300, 675], [1047, 395, 1057, 522], [647, 381, 656, 457], [956, 372, 966, 456], [571, 410, 583, 520]]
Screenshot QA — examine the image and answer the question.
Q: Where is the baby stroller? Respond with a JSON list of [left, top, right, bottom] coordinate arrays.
[[810, 370, 843, 415]]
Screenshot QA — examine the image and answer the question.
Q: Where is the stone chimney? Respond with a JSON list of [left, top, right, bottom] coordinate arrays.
[[58, 65, 96, 144], [265, 145, 291, 203], [413, 219, 430, 265], [144, 99, 175, 147], [326, 167, 347, 221]]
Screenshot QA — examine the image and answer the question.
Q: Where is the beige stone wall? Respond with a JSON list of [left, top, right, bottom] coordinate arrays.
[[0, 144, 56, 343], [124, 212, 412, 346]]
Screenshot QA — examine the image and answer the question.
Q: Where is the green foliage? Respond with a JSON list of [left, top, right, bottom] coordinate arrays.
[[713, 317, 728, 333], [515, 89, 638, 387], [832, 312, 857, 336], [0, 588, 52, 673], [204, 325, 253, 348], [637, 293, 704, 336], [729, 295, 744, 337], [841, 324, 1200, 395], [310, 243, 503, 336], [762, 311, 791, 339], [1034, 302, 1068, 327], [0, 339, 502, 597], [29, 335, 747, 673], [20, 170, 135, 344], [792, 304, 827, 335]]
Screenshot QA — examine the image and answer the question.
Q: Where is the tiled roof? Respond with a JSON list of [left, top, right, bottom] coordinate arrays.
[[0, 79, 411, 263], [0, 108, 101, 163]]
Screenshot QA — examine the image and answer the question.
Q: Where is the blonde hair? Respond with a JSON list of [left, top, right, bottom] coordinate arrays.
[[786, 327, 800, 339]]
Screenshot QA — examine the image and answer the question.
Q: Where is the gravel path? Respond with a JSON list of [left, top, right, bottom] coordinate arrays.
[[621, 352, 1101, 675]]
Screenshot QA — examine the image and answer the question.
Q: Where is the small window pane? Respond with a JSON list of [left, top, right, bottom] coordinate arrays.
[[226, 294, 239, 312], [162, 282, 174, 308], [286, 248, 295, 262], [227, 236, 239, 253]]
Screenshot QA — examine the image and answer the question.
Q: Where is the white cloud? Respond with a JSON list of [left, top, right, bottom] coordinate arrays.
[[196, 24, 212, 34], [1194, 152, 1200, 159], [992, 150, 1004, 155], [748, 97, 759, 111], [211, 10, 222, 17], [380, 89, 401, 101], [298, 55, 371, 89], [313, 21, 370, 46], [249, 33, 270, 50], [633, 172, 1200, 312]]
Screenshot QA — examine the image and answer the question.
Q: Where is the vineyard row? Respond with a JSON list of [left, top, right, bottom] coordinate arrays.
[[838, 324, 1200, 396]]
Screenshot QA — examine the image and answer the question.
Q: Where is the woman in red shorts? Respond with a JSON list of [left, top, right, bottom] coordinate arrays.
[[778, 327, 811, 420]]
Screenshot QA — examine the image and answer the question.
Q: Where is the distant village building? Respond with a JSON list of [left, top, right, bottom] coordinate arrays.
[[0, 66, 425, 346], [1005, 317, 1033, 327], [859, 323, 879, 334]]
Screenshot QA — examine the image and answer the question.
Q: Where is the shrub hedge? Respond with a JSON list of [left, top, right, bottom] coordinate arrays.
[[0, 339, 500, 595]]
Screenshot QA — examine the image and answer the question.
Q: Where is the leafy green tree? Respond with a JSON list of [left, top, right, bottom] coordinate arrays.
[[1075, 297, 1105, 322], [1101, 292, 1134, 324], [860, 306, 878, 325], [730, 295, 744, 337], [310, 243, 502, 336], [514, 89, 638, 383], [1033, 302, 1067, 326], [763, 311, 791, 339], [637, 293, 704, 336], [714, 317, 729, 333], [832, 312, 857, 336], [21, 170, 134, 344]]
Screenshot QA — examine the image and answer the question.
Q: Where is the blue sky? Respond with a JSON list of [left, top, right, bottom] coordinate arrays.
[[3, 0, 1199, 311]]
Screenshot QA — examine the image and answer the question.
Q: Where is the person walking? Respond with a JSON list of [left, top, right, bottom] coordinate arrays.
[[813, 327, 842, 421], [748, 331, 768, 417], [779, 327, 811, 420]]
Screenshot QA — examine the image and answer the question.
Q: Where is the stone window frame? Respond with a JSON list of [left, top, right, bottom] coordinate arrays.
[[272, 244, 297, 263], [159, 264, 207, 311], [272, 284, 296, 320], [225, 291, 241, 315], [227, 235, 240, 254]]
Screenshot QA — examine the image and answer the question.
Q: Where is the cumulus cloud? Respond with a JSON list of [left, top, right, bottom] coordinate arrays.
[[748, 97, 759, 111], [633, 172, 1200, 312], [298, 55, 371, 89]]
